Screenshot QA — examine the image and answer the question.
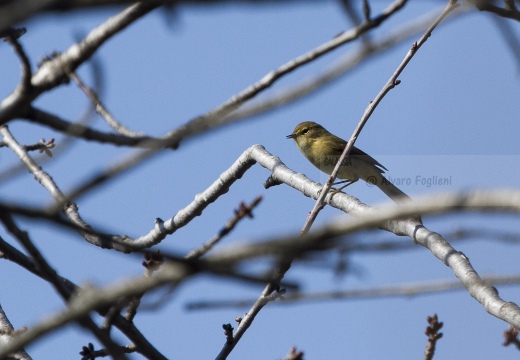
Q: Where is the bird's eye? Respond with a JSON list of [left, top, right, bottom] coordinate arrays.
[[301, 128, 309, 135]]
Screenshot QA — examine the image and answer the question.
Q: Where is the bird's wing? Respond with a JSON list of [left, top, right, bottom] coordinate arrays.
[[328, 135, 388, 172]]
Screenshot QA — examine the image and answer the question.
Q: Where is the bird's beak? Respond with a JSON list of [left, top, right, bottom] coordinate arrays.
[[286, 133, 296, 139]]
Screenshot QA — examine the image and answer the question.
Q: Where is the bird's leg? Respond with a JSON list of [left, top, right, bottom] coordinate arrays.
[[318, 179, 357, 196], [330, 179, 357, 195], [332, 179, 351, 187]]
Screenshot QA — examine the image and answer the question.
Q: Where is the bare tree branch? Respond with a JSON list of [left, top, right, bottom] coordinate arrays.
[[0, 234, 168, 359], [0, 213, 128, 359], [223, 4, 468, 125], [70, 72, 146, 138], [185, 196, 263, 259], [0, 304, 32, 360], [187, 275, 520, 309], [0, 1, 518, 358], [0, 1, 162, 125], [304, 0, 459, 234], [472, 0, 520, 21], [217, 2, 459, 357], [0, 56, 103, 184], [0, 262, 193, 358], [58, 0, 411, 205], [23, 107, 161, 147], [3, 29, 32, 96], [0, 126, 127, 251]]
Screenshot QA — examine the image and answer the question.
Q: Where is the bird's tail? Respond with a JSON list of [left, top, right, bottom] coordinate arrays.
[[372, 174, 411, 204]]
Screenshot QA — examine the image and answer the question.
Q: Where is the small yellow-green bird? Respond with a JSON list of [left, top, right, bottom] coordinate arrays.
[[287, 121, 410, 204]]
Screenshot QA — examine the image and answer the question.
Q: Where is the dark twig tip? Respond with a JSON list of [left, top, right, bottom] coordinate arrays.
[[363, 0, 371, 21], [503, 325, 520, 349], [79, 343, 96, 360], [284, 346, 304, 360], [142, 250, 163, 270], [424, 313, 443, 360], [222, 323, 234, 343], [1, 27, 26, 41]]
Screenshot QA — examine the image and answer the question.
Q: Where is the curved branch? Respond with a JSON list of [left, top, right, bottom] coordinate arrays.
[[0, 1, 163, 125], [24, 107, 163, 147], [0, 55, 104, 184], [472, 0, 520, 21], [4, 30, 32, 95], [70, 72, 146, 138]]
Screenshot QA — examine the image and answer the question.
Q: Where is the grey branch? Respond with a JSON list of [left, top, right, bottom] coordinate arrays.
[[187, 275, 520, 309], [0, 262, 192, 359], [0, 1, 162, 125], [0, 304, 32, 360]]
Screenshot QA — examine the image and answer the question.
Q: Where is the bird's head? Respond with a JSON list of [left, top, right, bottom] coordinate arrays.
[[286, 121, 328, 149]]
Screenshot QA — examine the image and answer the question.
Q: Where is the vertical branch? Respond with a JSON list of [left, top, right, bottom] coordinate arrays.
[[302, 0, 460, 234]]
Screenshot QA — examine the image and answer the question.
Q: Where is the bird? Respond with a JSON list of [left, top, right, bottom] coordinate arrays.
[[287, 121, 410, 204]]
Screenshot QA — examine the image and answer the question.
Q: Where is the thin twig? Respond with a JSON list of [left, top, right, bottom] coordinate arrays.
[[124, 251, 164, 321], [24, 106, 160, 147], [363, 0, 371, 21], [0, 126, 126, 251], [186, 275, 520, 310], [69, 71, 146, 138], [0, 202, 111, 235], [80, 343, 137, 359], [424, 314, 443, 360], [503, 325, 520, 350], [0, 56, 103, 184], [185, 196, 263, 259], [303, 0, 460, 235], [222, 5, 467, 125], [4, 28, 32, 94], [215, 3, 459, 358]]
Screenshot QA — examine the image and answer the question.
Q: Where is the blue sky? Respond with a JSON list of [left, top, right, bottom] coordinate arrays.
[[1, 1, 520, 359]]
